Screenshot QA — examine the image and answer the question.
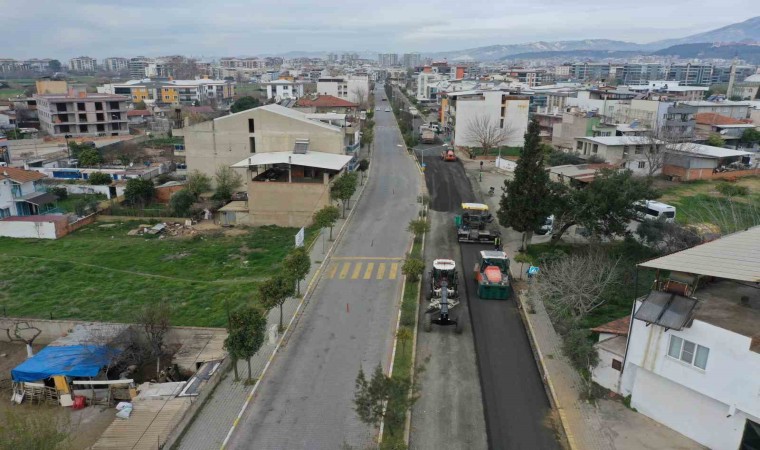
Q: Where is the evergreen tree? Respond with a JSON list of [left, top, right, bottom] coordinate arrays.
[[498, 118, 552, 250]]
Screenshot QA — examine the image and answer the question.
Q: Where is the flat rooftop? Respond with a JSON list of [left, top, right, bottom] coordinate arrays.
[[692, 280, 760, 350]]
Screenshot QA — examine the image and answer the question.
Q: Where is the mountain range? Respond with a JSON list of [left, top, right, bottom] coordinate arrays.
[[424, 16, 760, 62]]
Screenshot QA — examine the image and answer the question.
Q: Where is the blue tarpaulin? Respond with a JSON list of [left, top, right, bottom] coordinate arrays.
[[11, 345, 117, 382]]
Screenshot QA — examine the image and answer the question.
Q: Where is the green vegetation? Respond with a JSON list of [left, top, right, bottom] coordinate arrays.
[[0, 222, 317, 327], [213, 165, 243, 201], [230, 96, 261, 113], [140, 136, 184, 149], [716, 182, 749, 197], [88, 172, 113, 185], [55, 193, 106, 215], [381, 238, 422, 447], [224, 305, 267, 383], [706, 133, 726, 147]]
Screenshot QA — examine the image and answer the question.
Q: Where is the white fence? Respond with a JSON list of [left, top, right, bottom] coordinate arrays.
[[0, 220, 58, 239], [53, 184, 124, 199], [495, 157, 517, 172]]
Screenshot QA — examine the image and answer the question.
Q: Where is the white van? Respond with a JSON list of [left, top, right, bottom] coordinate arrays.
[[634, 200, 676, 222], [535, 215, 554, 235]]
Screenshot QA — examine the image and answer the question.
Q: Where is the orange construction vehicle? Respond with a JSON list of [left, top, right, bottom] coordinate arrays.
[[442, 149, 456, 161]]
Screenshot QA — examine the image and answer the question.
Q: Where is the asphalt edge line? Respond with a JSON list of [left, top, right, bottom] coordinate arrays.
[[515, 290, 576, 450], [218, 156, 373, 450]]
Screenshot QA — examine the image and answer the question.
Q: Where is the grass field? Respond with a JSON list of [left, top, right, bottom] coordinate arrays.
[[0, 221, 317, 327], [659, 177, 760, 233], [55, 193, 107, 214]]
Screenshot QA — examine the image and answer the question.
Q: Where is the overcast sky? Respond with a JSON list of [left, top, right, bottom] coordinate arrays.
[[1, 0, 754, 59]]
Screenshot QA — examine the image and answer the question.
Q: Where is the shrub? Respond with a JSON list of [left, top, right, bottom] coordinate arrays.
[[562, 326, 599, 372], [401, 257, 424, 282], [88, 172, 113, 185], [49, 187, 68, 200], [169, 189, 196, 217], [716, 182, 748, 197]]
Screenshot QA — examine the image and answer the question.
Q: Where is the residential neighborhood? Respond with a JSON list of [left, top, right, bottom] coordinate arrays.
[[1, 6, 759, 450]]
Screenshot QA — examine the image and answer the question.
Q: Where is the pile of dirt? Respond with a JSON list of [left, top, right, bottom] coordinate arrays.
[[127, 221, 200, 238]]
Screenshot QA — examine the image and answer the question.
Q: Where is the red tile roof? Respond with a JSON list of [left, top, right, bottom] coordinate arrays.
[[127, 109, 152, 117], [295, 95, 358, 108], [695, 112, 752, 126], [0, 167, 46, 183], [591, 316, 630, 336]]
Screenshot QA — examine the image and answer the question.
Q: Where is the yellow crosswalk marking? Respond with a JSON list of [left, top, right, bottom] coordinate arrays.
[[351, 263, 363, 279], [327, 263, 338, 279], [339, 263, 351, 279], [364, 263, 374, 279], [376, 263, 386, 279], [389, 263, 399, 280]]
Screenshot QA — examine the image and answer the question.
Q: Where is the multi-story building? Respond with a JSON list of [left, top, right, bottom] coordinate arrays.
[[592, 228, 760, 450], [402, 53, 421, 69], [618, 64, 665, 85], [316, 75, 370, 105], [102, 57, 128, 73], [729, 73, 760, 100], [572, 135, 665, 174], [326, 53, 338, 64], [0, 167, 57, 217], [36, 87, 130, 137], [506, 68, 549, 87], [177, 104, 356, 225], [444, 89, 530, 149], [667, 63, 713, 86], [68, 56, 97, 73], [99, 79, 236, 106], [571, 63, 611, 81], [220, 57, 266, 69], [128, 56, 153, 79], [378, 53, 399, 67], [262, 80, 306, 101]]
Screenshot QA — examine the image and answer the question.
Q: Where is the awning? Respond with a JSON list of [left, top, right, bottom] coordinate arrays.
[[231, 151, 353, 171], [16, 191, 58, 205], [12, 345, 119, 382]]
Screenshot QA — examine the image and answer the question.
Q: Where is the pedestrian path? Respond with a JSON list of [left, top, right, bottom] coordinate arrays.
[[324, 258, 403, 281]]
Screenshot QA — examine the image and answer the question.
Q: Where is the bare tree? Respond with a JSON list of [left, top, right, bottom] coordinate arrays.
[[136, 301, 171, 377], [351, 86, 369, 110], [634, 129, 698, 177], [3, 321, 42, 358], [528, 251, 622, 322], [463, 114, 515, 156]]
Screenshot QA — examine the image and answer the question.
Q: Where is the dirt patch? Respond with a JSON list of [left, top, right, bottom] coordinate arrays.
[[162, 251, 191, 261], [223, 227, 249, 237]]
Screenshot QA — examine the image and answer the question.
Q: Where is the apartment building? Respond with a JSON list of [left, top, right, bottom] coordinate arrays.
[[316, 75, 370, 105], [99, 79, 236, 106], [220, 57, 265, 69], [128, 57, 153, 79], [444, 89, 530, 149], [68, 56, 97, 73], [177, 104, 353, 225], [36, 87, 130, 137], [592, 227, 760, 450], [102, 57, 129, 73], [572, 136, 661, 175], [622, 81, 708, 102], [378, 53, 399, 67], [0, 167, 57, 217], [262, 80, 305, 101], [402, 53, 421, 68], [570, 63, 611, 81], [549, 109, 601, 149], [618, 64, 665, 85], [505, 68, 549, 87]]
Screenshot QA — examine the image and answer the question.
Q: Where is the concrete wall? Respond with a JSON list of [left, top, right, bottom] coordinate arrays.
[[663, 165, 760, 181], [592, 340, 624, 392], [245, 178, 332, 227], [53, 184, 125, 199], [183, 106, 345, 179], [0, 219, 59, 239]]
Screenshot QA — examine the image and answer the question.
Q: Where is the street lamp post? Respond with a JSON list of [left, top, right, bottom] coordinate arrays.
[[64, 134, 73, 159]]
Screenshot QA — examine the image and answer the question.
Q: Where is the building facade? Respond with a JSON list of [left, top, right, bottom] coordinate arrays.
[[316, 75, 370, 105], [99, 79, 235, 106], [68, 56, 97, 73], [0, 167, 57, 217], [446, 90, 530, 149], [36, 88, 130, 137], [102, 57, 129, 73]]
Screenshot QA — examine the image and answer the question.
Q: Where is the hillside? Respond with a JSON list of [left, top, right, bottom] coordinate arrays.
[[653, 42, 760, 64], [650, 16, 760, 48], [424, 40, 645, 62]]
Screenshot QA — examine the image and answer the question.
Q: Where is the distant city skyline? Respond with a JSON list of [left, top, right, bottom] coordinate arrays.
[[1, 0, 755, 59]]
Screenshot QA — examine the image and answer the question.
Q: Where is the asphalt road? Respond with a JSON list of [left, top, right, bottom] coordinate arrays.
[[409, 207, 488, 450], [416, 146, 560, 450], [226, 92, 420, 449]]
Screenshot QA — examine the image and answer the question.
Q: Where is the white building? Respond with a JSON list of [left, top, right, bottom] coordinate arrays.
[[317, 75, 370, 105], [417, 72, 446, 101], [102, 57, 128, 73], [572, 136, 662, 175], [263, 80, 305, 102], [446, 90, 530, 149], [0, 167, 57, 217], [592, 227, 760, 450], [68, 56, 97, 73]]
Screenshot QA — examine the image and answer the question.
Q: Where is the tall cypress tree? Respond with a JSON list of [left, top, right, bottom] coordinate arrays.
[[498, 118, 552, 250]]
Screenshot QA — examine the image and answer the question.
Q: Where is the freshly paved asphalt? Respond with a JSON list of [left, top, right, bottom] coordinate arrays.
[[416, 146, 559, 450], [226, 92, 420, 449]]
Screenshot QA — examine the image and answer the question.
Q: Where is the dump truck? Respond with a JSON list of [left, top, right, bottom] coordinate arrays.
[[421, 127, 436, 144], [473, 250, 511, 300], [455, 203, 500, 243]]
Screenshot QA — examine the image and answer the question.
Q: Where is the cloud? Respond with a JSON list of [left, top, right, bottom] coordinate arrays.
[[0, 0, 754, 58]]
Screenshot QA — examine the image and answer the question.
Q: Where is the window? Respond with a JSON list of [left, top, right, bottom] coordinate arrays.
[[634, 145, 643, 154], [79, 125, 88, 133], [95, 102, 103, 111], [97, 124, 105, 132], [77, 102, 86, 111], [248, 118, 255, 133], [637, 161, 646, 169], [249, 137, 256, 153], [576, 141, 583, 150], [668, 335, 709, 369], [79, 113, 87, 121], [0, 208, 10, 218], [611, 359, 622, 371], [592, 144, 598, 154]]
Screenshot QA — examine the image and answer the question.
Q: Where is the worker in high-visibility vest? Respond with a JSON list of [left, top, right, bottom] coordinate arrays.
[[493, 236, 501, 251]]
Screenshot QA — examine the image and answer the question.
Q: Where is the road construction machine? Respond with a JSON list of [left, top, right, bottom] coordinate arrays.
[[473, 250, 511, 300], [426, 259, 459, 300], [423, 259, 462, 333], [442, 149, 456, 161], [455, 203, 500, 243]]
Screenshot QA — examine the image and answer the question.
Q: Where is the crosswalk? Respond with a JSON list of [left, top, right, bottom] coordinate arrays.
[[325, 257, 403, 282]]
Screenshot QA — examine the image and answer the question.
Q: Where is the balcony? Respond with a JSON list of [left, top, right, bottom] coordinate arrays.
[[345, 142, 360, 154]]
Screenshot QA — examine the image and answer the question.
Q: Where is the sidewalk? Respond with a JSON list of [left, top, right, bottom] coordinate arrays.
[[176, 165, 371, 450], [466, 162, 704, 450]]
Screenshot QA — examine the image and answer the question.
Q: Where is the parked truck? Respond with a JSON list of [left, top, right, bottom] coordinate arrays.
[[421, 127, 436, 144]]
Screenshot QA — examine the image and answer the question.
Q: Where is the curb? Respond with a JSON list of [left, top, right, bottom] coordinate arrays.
[[218, 153, 374, 450]]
